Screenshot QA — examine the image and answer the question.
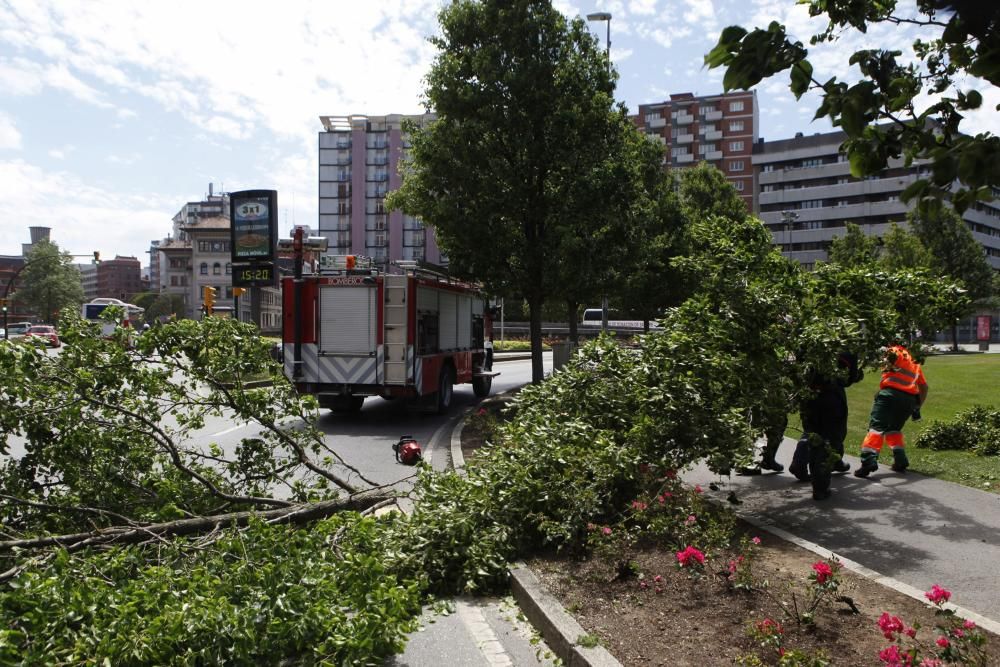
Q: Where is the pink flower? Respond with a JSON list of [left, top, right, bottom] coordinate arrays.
[[935, 636, 950, 648], [918, 660, 943, 667], [601, 526, 612, 536], [586, 523, 597, 532], [963, 619, 977, 630], [952, 628, 965, 639], [477, 408, 487, 416], [676, 545, 705, 568], [925, 584, 951, 605], [728, 559, 739, 574], [639, 581, 648, 590], [812, 561, 834, 584], [878, 612, 905, 639], [654, 586, 662, 594], [685, 514, 697, 526], [751, 536, 761, 545], [755, 618, 783, 635], [905, 627, 917, 638], [631, 500, 648, 511], [693, 485, 703, 494], [878, 644, 903, 665], [657, 494, 667, 505], [664, 470, 677, 480], [653, 574, 662, 583]]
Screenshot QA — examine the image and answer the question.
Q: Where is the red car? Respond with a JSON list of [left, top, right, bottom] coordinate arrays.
[[24, 325, 61, 348]]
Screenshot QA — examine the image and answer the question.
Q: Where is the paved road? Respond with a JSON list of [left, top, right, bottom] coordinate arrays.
[[684, 440, 1000, 632]]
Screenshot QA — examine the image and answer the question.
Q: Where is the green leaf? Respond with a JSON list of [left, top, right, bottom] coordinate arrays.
[[790, 59, 813, 99]]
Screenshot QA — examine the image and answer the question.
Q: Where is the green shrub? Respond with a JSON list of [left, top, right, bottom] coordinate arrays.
[[914, 405, 1000, 456]]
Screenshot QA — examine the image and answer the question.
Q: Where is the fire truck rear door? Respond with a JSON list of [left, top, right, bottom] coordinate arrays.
[[318, 285, 376, 356]]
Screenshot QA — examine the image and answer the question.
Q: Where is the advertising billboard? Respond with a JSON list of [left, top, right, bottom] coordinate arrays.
[[230, 190, 277, 263]]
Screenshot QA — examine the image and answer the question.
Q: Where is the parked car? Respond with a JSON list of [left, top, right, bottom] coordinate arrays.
[[24, 325, 61, 348]]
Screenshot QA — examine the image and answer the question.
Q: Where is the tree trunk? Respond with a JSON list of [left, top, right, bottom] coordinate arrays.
[[567, 300, 579, 345], [529, 294, 544, 384], [951, 321, 959, 352]]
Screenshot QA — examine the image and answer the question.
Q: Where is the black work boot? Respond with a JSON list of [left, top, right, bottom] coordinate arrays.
[[788, 437, 810, 481], [832, 460, 851, 474], [891, 448, 909, 473], [853, 452, 879, 478], [760, 454, 784, 473]]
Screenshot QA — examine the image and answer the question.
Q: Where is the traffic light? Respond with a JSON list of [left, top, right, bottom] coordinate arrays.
[[232, 287, 247, 298], [203, 286, 217, 316], [93, 251, 101, 265], [0, 298, 6, 313]]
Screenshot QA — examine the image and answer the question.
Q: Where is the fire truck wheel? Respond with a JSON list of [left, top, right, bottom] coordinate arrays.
[[436, 365, 455, 414], [472, 375, 492, 398]]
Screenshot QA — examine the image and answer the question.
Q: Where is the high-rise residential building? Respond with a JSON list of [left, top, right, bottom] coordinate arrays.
[[753, 129, 1000, 271], [634, 91, 759, 210], [317, 114, 443, 268]]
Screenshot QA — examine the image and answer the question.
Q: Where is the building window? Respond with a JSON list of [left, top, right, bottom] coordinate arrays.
[[729, 140, 744, 152], [170, 276, 179, 287], [225, 262, 232, 275], [801, 200, 823, 209], [729, 100, 744, 112], [762, 164, 774, 172], [734, 180, 745, 191], [213, 262, 221, 275], [730, 120, 744, 132], [700, 105, 717, 115], [802, 158, 823, 168], [670, 146, 689, 157], [200, 262, 208, 275], [730, 160, 745, 171]]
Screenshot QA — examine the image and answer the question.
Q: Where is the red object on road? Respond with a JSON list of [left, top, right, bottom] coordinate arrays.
[[393, 436, 422, 465]]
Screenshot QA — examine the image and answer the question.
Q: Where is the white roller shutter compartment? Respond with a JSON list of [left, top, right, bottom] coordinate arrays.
[[457, 295, 472, 348], [439, 291, 458, 350], [318, 285, 376, 355]]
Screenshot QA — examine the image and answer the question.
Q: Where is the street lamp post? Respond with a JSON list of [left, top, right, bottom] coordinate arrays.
[[587, 11, 612, 330], [779, 210, 799, 257]]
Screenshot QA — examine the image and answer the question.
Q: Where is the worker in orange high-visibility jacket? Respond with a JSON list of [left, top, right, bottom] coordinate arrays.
[[854, 345, 928, 478]]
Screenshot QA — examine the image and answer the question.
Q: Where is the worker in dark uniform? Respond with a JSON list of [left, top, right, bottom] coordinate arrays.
[[791, 351, 863, 500]]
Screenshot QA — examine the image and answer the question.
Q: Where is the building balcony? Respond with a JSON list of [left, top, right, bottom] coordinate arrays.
[[674, 113, 694, 125], [647, 117, 666, 129], [673, 153, 695, 164], [703, 110, 723, 121], [676, 133, 694, 144], [702, 129, 722, 141], [704, 150, 723, 160]]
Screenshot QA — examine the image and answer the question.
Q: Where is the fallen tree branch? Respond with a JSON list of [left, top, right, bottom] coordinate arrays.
[[0, 490, 395, 571]]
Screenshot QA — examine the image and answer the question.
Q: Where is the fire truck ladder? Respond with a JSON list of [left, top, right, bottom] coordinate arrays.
[[383, 274, 408, 385]]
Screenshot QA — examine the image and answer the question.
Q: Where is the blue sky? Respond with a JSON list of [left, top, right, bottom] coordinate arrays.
[[1, 0, 996, 267]]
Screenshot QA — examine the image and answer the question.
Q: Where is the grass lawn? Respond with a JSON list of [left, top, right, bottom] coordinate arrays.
[[791, 353, 1000, 493]]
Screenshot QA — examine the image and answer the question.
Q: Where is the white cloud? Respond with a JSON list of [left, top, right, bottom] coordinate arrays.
[[0, 159, 176, 261], [0, 113, 22, 150], [48, 149, 64, 159], [629, 0, 658, 16]]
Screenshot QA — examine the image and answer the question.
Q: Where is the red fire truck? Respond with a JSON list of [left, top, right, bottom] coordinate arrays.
[[281, 256, 497, 413]]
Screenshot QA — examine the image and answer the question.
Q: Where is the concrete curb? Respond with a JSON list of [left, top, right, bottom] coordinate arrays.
[[450, 414, 620, 667], [509, 564, 623, 667]]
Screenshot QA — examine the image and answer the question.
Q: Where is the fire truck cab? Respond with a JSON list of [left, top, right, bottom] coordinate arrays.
[[281, 256, 497, 413]]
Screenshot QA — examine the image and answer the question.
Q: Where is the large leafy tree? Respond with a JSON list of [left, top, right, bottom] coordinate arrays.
[[388, 0, 635, 382], [9, 239, 85, 324], [827, 222, 881, 267], [909, 204, 997, 347], [706, 1, 1000, 212]]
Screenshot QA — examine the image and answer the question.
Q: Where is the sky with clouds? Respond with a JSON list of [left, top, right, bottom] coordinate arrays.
[[1, 0, 996, 267]]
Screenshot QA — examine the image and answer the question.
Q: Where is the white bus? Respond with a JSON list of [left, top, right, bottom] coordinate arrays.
[[81, 298, 145, 337]]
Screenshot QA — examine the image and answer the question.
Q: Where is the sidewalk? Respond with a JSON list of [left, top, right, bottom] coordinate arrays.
[[683, 439, 1000, 634]]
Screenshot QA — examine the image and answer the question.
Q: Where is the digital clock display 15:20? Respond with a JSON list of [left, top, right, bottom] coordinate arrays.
[[233, 263, 274, 287]]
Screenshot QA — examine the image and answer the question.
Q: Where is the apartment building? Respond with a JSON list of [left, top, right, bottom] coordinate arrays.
[[754, 129, 1000, 271], [317, 114, 443, 268], [635, 91, 759, 210]]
